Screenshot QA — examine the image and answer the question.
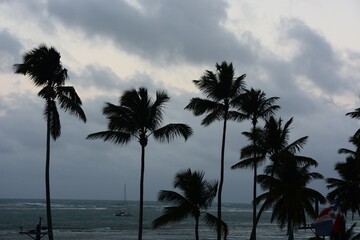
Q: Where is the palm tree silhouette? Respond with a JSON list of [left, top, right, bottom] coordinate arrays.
[[256, 150, 325, 237], [14, 44, 86, 240], [231, 88, 279, 240], [87, 87, 193, 240], [152, 168, 228, 240], [326, 104, 360, 219], [185, 61, 246, 240], [326, 154, 360, 219], [247, 116, 309, 237]]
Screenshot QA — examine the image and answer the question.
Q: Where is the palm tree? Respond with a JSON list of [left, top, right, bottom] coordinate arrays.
[[14, 44, 86, 240], [231, 88, 279, 240], [152, 169, 228, 240], [87, 87, 193, 240], [263, 116, 309, 181], [326, 102, 360, 219], [256, 150, 325, 238], [245, 116, 309, 237], [185, 61, 246, 240], [326, 155, 360, 219]]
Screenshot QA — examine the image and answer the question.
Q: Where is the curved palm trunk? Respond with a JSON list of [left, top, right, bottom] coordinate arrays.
[[218, 111, 228, 240], [251, 198, 268, 238], [138, 144, 145, 240], [46, 102, 54, 240]]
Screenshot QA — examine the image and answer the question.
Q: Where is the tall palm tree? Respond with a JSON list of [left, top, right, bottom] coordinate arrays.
[[256, 151, 325, 237], [14, 44, 86, 240], [152, 169, 228, 240], [185, 61, 246, 240], [87, 87, 193, 240], [231, 88, 279, 240]]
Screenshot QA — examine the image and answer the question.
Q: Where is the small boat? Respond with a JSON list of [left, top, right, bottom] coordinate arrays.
[[114, 210, 130, 217], [114, 184, 131, 217]]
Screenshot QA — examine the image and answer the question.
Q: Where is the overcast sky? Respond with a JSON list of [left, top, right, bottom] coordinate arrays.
[[0, 0, 360, 203]]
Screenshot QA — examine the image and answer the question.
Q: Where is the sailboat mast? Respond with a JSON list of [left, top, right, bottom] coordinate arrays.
[[124, 184, 127, 207]]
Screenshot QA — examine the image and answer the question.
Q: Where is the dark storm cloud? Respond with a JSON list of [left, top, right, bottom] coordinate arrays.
[[0, 29, 22, 72], [47, 0, 253, 65]]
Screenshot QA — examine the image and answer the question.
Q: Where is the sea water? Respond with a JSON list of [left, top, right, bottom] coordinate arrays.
[[0, 199, 353, 240]]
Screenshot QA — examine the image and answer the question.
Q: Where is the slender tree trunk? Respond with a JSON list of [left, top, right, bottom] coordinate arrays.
[[138, 144, 145, 240], [250, 163, 257, 240], [250, 124, 257, 240], [46, 102, 54, 240], [195, 216, 199, 240], [218, 112, 228, 240]]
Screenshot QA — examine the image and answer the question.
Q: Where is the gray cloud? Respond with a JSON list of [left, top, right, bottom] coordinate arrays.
[[47, 0, 254, 65], [286, 19, 344, 94], [0, 29, 22, 72], [72, 64, 164, 93]]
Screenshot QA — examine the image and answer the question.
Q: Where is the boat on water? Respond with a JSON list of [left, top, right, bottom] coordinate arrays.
[[114, 210, 130, 217], [114, 184, 131, 217]]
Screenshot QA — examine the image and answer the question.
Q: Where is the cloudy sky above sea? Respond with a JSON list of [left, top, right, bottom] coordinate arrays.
[[0, 0, 360, 204]]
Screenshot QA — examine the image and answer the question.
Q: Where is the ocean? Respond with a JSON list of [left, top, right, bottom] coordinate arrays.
[[0, 199, 353, 240]]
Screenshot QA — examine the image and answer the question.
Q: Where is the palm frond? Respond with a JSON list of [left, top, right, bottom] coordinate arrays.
[[346, 109, 360, 119], [193, 71, 218, 100], [202, 212, 229, 237], [185, 98, 222, 116], [231, 156, 264, 170], [86, 131, 132, 144], [152, 205, 192, 229], [45, 100, 61, 140], [285, 136, 308, 154], [57, 88, 86, 122], [232, 73, 247, 94], [202, 109, 224, 125], [153, 123, 193, 142], [157, 190, 189, 205], [149, 90, 169, 128], [227, 110, 247, 122], [338, 148, 356, 155], [292, 155, 318, 167]]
